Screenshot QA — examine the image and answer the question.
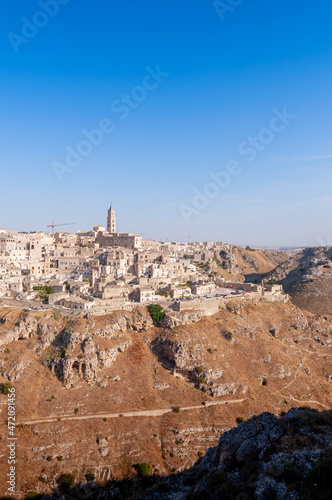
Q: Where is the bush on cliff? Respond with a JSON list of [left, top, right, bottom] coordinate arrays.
[[136, 462, 152, 478], [58, 473, 75, 490], [148, 304, 165, 325]]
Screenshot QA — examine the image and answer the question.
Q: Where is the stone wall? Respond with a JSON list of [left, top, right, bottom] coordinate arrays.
[[174, 297, 222, 316]]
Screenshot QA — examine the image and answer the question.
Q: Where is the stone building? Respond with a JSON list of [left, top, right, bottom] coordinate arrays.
[[107, 204, 116, 233], [97, 232, 142, 250], [95, 205, 142, 249]]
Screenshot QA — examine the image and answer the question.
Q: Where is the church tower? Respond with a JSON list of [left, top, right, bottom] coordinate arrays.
[[107, 204, 116, 233]]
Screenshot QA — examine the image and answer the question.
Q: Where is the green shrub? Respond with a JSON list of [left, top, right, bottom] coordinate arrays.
[[59, 473, 75, 490], [25, 492, 41, 500], [85, 472, 95, 482], [236, 417, 246, 424], [57, 456, 63, 461], [5, 348, 10, 354], [148, 304, 165, 325], [46, 456, 53, 461], [195, 366, 203, 374], [198, 376, 205, 384], [136, 462, 152, 478], [2, 382, 13, 394], [223, 331, 233, 341], [34, 285, 54, 301], [74, 408, 79, 414], [172, 406, 181, 413]]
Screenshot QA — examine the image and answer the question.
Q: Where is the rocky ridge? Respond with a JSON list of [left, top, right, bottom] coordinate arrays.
[[138, 406, 332, 500], [260, 247, 332, 315]]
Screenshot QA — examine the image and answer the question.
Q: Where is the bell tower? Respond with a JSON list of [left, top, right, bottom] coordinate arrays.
[[107, 204, 116, 233]]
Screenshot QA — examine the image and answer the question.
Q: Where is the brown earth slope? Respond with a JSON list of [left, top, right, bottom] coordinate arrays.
[[204, 246, 289, 282], [260, 247, 332, 316], [0, 302, 331, 498]]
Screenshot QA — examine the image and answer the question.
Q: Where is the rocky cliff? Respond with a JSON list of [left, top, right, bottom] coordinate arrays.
[[138, 406, 332, 500], [0, 301, 331, 499]]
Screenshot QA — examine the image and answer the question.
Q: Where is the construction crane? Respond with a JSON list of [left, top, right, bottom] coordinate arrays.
[[47, 222, 75, 233]]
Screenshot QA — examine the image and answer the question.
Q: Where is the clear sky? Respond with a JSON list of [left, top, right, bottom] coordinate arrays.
[[0, 0, 331, 246]]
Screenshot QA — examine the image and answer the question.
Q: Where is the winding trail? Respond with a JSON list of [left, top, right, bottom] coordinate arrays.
[[271, 359, 329, 409], [17, 398, 247, 426], [272, 360, 303, 396]]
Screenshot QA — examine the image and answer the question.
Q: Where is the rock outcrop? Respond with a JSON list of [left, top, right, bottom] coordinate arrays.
[[135, 407, 332, 500]]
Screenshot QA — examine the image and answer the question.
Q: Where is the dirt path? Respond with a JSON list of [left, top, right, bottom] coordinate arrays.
[[272, 360, 303, 396], [271, 359, 329, 409], [17, 398, 247, 425]]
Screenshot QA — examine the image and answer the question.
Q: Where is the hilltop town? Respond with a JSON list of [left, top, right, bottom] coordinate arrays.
[[0, 205, 288, 317]]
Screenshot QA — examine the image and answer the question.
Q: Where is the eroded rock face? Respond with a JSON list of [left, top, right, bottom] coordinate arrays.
[[210, 382, 247, 398], [0, 308, 154, 385], [170, 407, 331, 500], [151, 337, 247, 397], [51, 334, 131, 386], [226, 302, 244, 315], [0, 312, 140, 387], [0, 360, 31, 381], [216, 412, 282, 464], [0, 316, 55, 347], [0, 315, 58, 349], [161, 311, 203, 328], [162, 339, 191, 371]]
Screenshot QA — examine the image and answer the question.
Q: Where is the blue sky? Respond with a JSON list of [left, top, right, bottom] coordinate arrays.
[[0, 0, 331, 246]]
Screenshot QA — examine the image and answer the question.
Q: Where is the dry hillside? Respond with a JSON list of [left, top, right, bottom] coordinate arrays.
[[0, 302, 331, 498], [261, 247, 332, 316], [203, 246, 289, 282]]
